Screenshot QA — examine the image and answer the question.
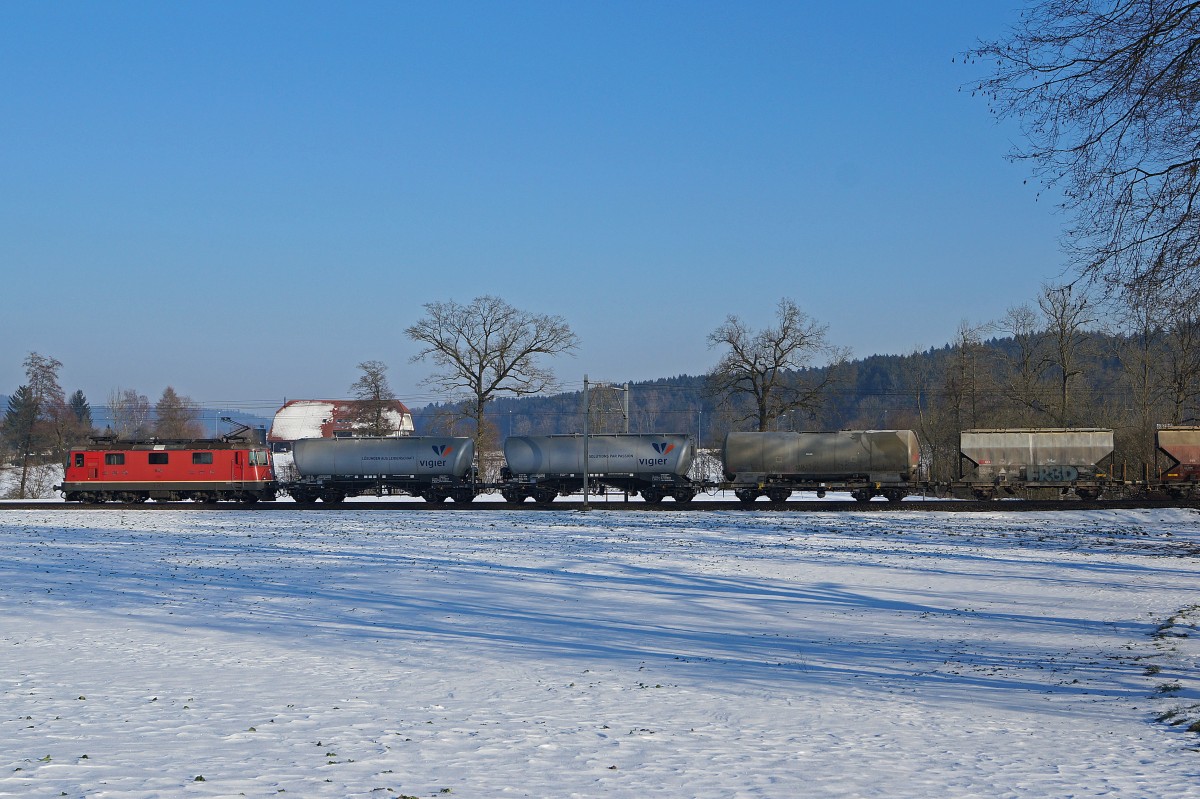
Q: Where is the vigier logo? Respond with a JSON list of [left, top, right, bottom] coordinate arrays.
[[640, 441, 674, 467], [421, 444, 453, 468]]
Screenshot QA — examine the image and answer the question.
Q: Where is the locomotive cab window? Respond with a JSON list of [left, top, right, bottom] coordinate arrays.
[[105, 453, 125, 466], [74, 453, 84, 467], [192, 452, 213, 465], [149, 452, 169, 465], [250, 450, 268, 465]]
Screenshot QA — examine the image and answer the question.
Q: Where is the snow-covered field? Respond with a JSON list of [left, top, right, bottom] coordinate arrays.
[[2, 506, 1198, 798]]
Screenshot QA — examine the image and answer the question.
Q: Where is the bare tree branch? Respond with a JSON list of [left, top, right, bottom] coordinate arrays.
[[968, 1, 1200, 302]]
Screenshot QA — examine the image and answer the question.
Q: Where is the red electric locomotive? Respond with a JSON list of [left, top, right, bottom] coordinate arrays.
[[57, 422, 276, 504]]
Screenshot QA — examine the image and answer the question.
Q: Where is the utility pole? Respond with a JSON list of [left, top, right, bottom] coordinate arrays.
[[582, 375, 590, 510]]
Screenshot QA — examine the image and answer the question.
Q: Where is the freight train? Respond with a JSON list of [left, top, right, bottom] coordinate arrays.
[[51, 425, 1200, 505]]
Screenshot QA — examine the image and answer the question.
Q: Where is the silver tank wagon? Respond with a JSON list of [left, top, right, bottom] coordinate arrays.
[[288, 436, 477, 503], [501, 434, 696, 504], [722, 430, 921, 503], [957, 428, 1113, 500]]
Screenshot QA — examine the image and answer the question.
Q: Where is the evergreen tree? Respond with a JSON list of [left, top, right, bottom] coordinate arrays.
[[68, 390, 92, 428], [2, 385, 38, 459]]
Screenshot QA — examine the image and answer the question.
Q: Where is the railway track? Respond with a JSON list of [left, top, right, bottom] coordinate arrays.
[[1, 498, 1196, 512]]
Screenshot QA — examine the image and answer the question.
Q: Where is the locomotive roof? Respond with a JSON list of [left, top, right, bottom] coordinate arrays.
[[75, 437, 263, 451]]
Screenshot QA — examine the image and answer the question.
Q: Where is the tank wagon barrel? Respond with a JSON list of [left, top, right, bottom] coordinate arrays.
[[722, 430, 921, 504], [500, 433, 697, 504], [287, 436, 477, 503]]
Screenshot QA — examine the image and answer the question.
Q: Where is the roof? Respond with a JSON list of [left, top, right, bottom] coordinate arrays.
[[268, 399, 414, 441]]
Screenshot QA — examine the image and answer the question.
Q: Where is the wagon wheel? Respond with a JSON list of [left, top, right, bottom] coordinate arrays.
[[734, 489, 758, 505], [641, 488, 664, 505], [767, 488, 790, 504]]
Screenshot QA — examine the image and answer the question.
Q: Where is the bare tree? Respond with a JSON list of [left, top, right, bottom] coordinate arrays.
[[109, 388, 151, 440], [706, 298, 847, 432], [154, 386, 205, 439], [968, 1, 1200, 303], [406, 295, 579, 455], [1108, 284, 1166, 467], [940, 320, 994, 432], [1162, 304, 1200, 423], [994, 304, 1051, 425], [905, 347, 958, 483], [349, 360, 400, 436], [1039, 284, 1097, 425]]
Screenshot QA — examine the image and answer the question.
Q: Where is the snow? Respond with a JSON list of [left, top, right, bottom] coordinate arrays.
[[2, 506, 1198, 798]]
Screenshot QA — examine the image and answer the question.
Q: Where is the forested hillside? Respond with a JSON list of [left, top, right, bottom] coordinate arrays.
[[412, 330, 1199, 482]]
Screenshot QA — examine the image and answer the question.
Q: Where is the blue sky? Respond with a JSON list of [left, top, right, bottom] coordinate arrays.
[[1, 1, 1060, 413]]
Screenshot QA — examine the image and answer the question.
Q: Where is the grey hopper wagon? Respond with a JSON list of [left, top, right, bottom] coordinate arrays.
[[501, 434, 697, 504], [957, 428, 1113, 500], [722, 430, 921, 503], [287, 436, 477, 503]]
